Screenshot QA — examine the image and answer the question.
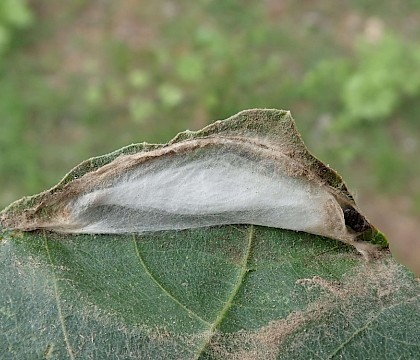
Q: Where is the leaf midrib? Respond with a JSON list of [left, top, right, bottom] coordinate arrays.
[[193, 225, 255, 358]]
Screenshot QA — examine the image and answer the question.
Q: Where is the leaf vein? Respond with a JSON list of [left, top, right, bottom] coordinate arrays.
[[326, 313, 380, 359], [44, 234, 75, 360], [132, 235, 210, 326], [373, 331, 420, 347], [327, 293, 420, 358], [193, 225, 255, 359]]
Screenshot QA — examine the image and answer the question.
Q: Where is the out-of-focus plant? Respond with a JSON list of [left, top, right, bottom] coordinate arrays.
[[0, 0, 32, 54], [340, 35, 420, 128], [304, 34, 420, 128], [303, 33, 420, 194]]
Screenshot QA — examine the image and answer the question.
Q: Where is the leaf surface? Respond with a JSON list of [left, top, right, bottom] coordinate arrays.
[[1, 227, 418, 359]]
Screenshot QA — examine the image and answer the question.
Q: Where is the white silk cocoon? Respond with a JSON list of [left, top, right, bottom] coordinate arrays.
[[67, 149, 346, 239]]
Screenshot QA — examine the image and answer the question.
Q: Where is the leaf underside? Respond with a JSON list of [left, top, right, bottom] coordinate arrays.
[[1, 226, 418, 360]]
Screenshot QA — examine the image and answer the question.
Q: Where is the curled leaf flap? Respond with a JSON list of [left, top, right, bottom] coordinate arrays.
[[0, 109, 386, 253]]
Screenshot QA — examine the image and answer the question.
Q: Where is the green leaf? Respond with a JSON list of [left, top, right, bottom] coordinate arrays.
[[0, 109, 416, 358], [1, 226, 418, 359]]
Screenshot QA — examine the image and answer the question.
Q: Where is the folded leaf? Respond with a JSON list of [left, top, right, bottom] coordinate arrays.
[[0, 109, 386, 256]]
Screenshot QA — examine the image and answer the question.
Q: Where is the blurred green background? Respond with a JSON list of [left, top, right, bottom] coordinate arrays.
[[1, 1, 419, 261]]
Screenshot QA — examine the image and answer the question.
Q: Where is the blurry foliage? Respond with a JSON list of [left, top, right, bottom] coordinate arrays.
[[302, 34, 420, 195], [0, 1, 419, 213], [0, 0, 32, 53], [304, 35, 420, 128], [341, 37, 420, 125]]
